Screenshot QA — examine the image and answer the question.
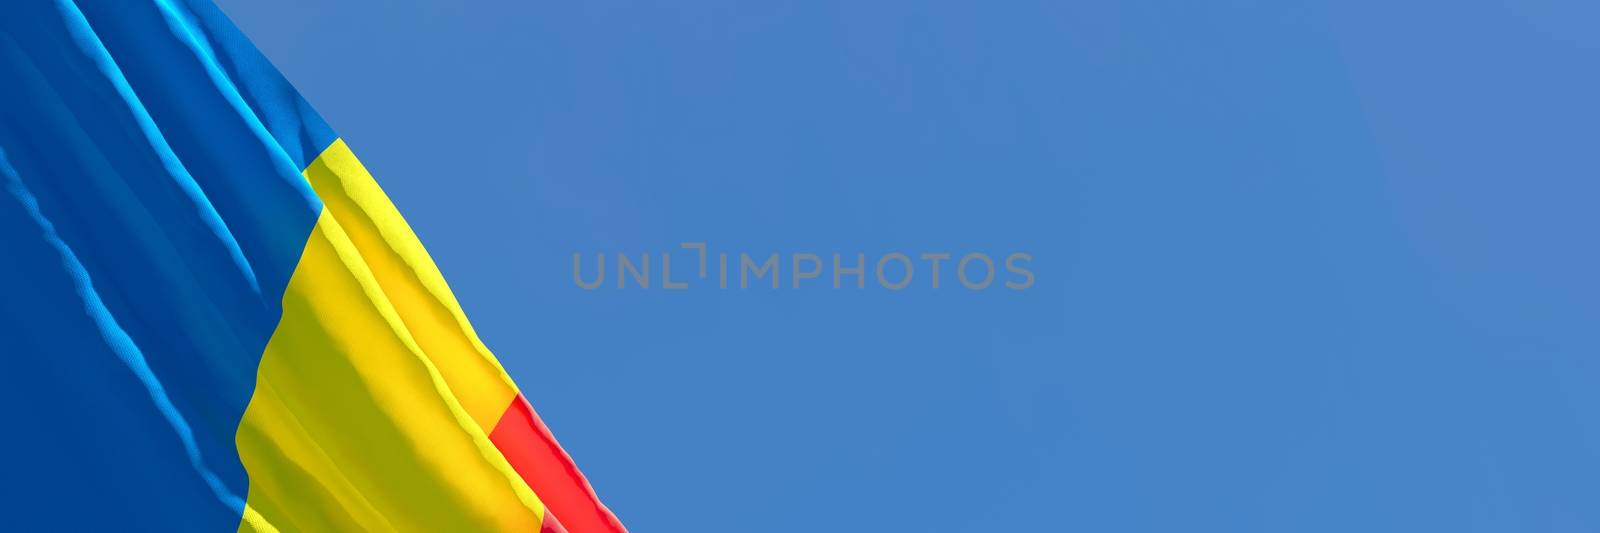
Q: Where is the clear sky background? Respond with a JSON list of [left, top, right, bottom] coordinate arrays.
[[216, 1, 1598, 531]]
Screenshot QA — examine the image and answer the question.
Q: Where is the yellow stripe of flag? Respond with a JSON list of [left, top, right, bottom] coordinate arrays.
[[236, 139, 546, 531]]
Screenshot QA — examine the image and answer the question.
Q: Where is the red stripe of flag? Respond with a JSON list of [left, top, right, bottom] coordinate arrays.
[[490, 394, 627, 533]]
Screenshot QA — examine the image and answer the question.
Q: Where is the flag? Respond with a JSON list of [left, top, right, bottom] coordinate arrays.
[[0, 1, 625, 531]]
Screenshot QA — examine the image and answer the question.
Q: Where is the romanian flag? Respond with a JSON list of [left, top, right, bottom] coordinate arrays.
[[0, 2, 624, 531]]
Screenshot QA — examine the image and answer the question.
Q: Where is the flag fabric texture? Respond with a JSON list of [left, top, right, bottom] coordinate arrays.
[[0, 1, 625, 531]]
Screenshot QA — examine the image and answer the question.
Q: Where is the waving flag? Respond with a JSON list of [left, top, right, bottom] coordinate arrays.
[[0, 1, 624, 531]]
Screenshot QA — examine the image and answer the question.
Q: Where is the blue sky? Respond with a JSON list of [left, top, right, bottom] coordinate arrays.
[[217, 1, 1600, 530]]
